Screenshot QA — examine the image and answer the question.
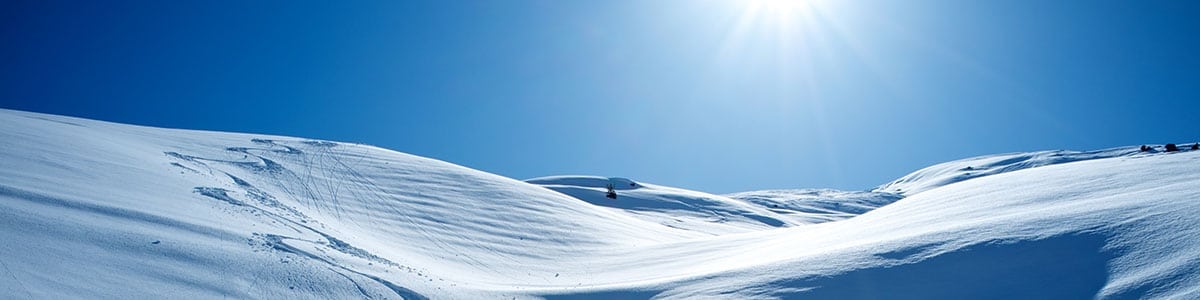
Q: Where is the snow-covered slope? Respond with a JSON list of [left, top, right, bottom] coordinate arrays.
[[525, 176, 902, 233], [0, 109, 698, 299], [874, 148, 1141, 196], [3, 108, 1199, 299], [725, 189, 903, 224], [527, 176, 796, 235]]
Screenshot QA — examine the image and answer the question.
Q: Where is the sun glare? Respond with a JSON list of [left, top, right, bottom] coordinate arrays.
[[749, 0, 810, 12], [711, 0, 847, 173], [718, 0, 825, 60], [744, 0, 814, 22]]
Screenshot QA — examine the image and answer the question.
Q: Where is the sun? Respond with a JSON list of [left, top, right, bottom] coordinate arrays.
[[748, 0, 810, 11], [719, 0, 824, 49], [743, 0, 816, 22]]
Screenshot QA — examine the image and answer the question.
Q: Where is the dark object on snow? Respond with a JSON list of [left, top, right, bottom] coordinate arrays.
[[1140, 145, 1150, 152], [1165, 144, 1179, 152], [605, 183, 617, 199], [1192, 143, 1199, 150]]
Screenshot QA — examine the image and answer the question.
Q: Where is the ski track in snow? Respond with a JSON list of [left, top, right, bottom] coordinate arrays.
[[2, 108, 1200, 299], [0, 254, 34, 299], [170, 139, 434, 298]]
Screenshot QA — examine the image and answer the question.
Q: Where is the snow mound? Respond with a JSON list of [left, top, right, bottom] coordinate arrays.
[[538, 150, 1200, 299], [874, 147, 1143, 196], [527, 176, 795, 235], [527, 175, 901, 232], [0, 109, 697, 299], [3, 108, 1200, 299], [526, 176, 641, 190], [725, 189, 903, 224]]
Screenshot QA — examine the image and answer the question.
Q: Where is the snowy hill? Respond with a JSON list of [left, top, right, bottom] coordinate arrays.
[[873, 148, 1141, 196], [2, 108, 1199, 299], [724, 189, 903, 224], [525, 177, 902, 233], [526, 175, 798, 235]]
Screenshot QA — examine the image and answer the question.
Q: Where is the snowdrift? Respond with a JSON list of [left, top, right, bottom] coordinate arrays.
[[873, 148, 1141, 196], [526, 175, 798, 235], [524, 176, 904, 234], [725, 189, 903, 225], [2, 108, 1198, 299]]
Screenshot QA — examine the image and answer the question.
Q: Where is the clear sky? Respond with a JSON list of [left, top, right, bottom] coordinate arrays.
[[2, 0, 1198, 193]]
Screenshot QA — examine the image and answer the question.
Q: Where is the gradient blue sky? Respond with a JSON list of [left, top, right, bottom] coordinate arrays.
[[2, 0, 1198, 193]]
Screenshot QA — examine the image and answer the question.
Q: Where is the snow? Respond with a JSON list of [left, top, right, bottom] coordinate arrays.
[[524, 177, 902, 234], [725, 189, 902, 224], [527, 175, 797, 235], [2, 108, 1199, 299], [873, 147, 1141, 196]]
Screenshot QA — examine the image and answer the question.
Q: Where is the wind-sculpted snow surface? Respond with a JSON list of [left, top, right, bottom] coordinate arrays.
[[725, 189, 903, 224], [2, 108, 1199, 299], [526, 177, 903, 234], [873, 148, 1141, 196], [527, 176, 797, 235], [0, 109, 696, 299]]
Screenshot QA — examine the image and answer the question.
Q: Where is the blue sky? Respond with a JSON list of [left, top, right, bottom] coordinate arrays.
[[2, 0, 1198, 193]]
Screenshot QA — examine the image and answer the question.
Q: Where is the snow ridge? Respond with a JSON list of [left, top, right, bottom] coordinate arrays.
[[2, 108, 1199, 299], [873, 148, 1142, 196]]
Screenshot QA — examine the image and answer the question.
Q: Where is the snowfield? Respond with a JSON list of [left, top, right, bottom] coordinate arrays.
[[1, 108, 1198, 299]]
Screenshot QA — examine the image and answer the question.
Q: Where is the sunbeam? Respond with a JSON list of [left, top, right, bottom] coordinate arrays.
[[711, 0, 849, 182]]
